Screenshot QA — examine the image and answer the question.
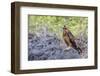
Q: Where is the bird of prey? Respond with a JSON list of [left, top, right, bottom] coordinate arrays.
[[63, 25, 82, 54]]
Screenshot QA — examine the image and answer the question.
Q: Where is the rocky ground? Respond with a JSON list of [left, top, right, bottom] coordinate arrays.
[[28, 30, 87, 61]]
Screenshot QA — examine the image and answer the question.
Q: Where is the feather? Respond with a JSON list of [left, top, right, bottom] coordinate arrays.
[[63, 26, 82, 54]]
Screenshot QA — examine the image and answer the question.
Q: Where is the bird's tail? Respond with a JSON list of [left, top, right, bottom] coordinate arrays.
[[76, 47, 82, 54], [70, 40, 82, 54]]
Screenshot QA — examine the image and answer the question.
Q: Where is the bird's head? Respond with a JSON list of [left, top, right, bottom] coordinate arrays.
[[63, 25, 69, 33], [63, 25, 68, 30]]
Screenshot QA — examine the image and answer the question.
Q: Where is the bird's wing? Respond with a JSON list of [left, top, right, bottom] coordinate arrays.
[[67, 31, 75, 41]]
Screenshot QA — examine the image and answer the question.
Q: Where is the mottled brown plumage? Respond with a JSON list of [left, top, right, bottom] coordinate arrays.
[[63, 25, 82, 54]]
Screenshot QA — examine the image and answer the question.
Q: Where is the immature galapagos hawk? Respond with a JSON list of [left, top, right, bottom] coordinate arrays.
[[63, 25, 82, 54]]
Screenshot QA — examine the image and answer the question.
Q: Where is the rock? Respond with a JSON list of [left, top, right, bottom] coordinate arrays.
[[63, 48, 81, 59], [28, 32, 81, 61]]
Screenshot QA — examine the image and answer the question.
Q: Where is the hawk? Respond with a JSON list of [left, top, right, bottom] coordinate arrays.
[[63, 25, 82, 54]]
